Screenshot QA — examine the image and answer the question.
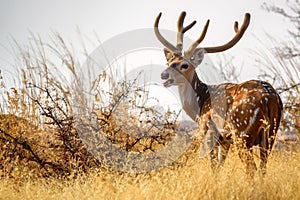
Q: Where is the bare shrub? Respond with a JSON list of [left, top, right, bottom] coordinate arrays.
[[260, 1, 300, 135], [0, 33, 187, 179]]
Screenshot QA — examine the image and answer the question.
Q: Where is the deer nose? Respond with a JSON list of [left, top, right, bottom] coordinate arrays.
[[161, 72, 169, 80]]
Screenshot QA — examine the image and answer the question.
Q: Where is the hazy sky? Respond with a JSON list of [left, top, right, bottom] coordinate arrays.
[[0, 0, 292, 86]]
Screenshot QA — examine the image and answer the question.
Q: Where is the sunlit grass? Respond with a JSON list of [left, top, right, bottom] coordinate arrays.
[[0, 148, 299, 200]]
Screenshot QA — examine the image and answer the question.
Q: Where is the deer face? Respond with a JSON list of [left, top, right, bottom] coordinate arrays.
[[161, 48, 205, 87]]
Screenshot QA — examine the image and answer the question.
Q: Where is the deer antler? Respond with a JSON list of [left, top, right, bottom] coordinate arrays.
[[202, 13, 251, 53], [155, 12, 250, 55], [154, 13, 179, 53], [186, 19, 210, 54], [176, 12, 197, 50], [154, 12, 197, 54]]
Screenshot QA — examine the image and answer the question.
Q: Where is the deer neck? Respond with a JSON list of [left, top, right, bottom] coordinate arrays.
[[178, 73, 210, 121]]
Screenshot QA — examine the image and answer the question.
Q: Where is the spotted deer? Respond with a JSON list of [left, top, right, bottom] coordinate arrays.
[[154, 12, 283, 176]]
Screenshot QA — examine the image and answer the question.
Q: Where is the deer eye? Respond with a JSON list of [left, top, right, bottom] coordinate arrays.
[[181, 64, 189, 70]]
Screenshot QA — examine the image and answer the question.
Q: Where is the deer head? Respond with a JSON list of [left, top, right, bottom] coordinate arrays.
[[154, 11, 250, 87]]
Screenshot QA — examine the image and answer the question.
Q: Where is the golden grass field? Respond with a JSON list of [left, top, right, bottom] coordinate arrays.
[[0, 142, 299, 200]]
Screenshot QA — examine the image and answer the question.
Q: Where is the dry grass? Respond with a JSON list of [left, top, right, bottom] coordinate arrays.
[[0, 148, 299, 200]]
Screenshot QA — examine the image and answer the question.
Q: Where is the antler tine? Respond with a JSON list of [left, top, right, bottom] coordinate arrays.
[[203, 13, 251, 53], [234, 21, 239, 33], [176, 12, 186, 50], [182, 20, 197, 33], [154, 12, 180, 53], [176, 12, 197, 50], [187, 19, 210, 54]]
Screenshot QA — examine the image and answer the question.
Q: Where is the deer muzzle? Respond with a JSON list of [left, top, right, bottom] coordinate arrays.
[[161, 71, 174, 87]]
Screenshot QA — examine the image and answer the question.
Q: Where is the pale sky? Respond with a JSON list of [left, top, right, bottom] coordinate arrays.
[[0, 0, 292, 87]]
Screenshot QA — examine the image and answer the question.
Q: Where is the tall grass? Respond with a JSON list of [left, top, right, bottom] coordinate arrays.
[[0, 149, 299, 199]]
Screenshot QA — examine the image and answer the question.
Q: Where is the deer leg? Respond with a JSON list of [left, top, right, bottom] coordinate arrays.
[[258, 129, 269, 175], [217, 141, 231, 166], [209, 142, 230, 172], [209, 146, 219, 172], [259, 147, 268, 175], [238, 148, 257, 178], [203, 131, 219, 172], [209, 127, 222, 172], [246, 150, 257, 178]]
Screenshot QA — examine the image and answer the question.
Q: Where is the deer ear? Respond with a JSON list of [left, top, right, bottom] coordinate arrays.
[[192, 48, 205, 67], [164, 48, 172, 61]]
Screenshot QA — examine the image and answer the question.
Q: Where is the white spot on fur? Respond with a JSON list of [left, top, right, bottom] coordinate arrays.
[[265, 97, 268, 102], [249, 108, 260, 125]]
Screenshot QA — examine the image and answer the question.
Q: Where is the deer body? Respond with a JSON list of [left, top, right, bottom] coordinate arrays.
[[155, 12, 283, 175]]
